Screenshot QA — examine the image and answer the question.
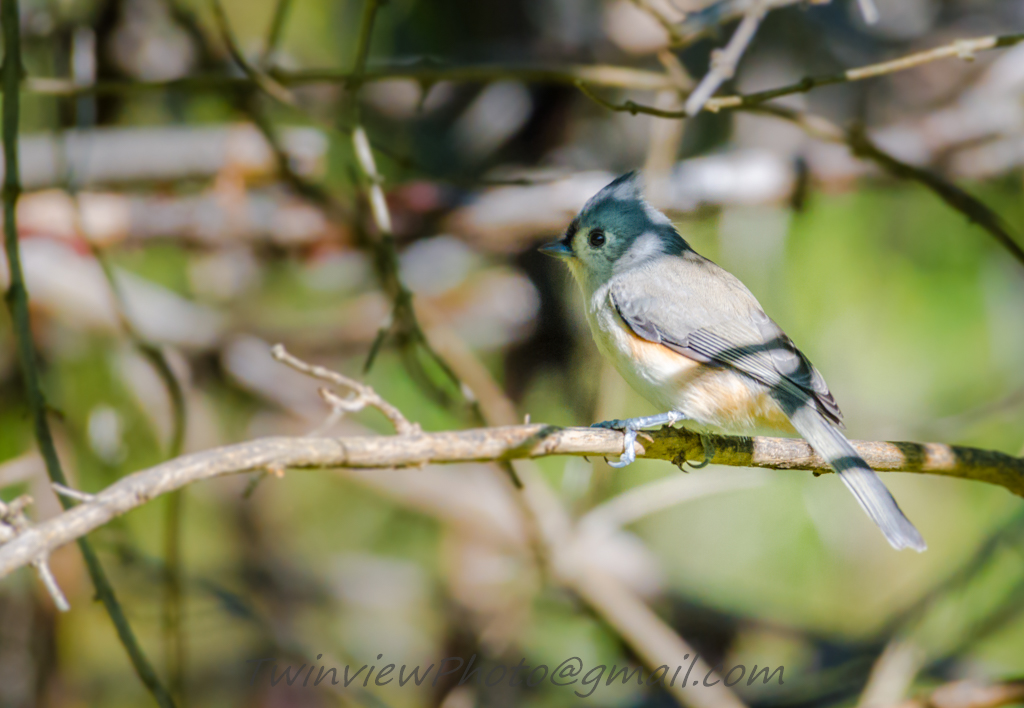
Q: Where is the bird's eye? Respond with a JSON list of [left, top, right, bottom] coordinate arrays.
[[588, 229, 606, 248]]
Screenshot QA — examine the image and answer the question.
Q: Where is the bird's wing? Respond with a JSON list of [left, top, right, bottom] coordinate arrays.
[[609, 255, 843, 425]]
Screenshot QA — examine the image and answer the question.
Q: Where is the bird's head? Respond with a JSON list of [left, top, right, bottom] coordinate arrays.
[[540, 172, 688, 290]]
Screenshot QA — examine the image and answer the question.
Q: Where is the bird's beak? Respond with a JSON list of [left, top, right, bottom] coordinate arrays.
[[539, 239, 573, 259]]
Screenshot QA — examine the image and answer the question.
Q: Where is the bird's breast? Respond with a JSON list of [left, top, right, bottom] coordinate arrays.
[[586, 297, 793, 434]]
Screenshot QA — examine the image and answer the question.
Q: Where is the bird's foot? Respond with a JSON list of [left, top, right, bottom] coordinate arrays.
[[686, 432, 716, 469], [592, 411, 685, 468]]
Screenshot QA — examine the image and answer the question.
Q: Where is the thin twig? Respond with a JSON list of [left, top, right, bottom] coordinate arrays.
[[628, 0, 688, 47], [18, 31, 1023, 102], [351, 0, 383, 81], [24, 63, 680, 97], [260, 0, 293, 68], [89, 243, 190, 704], [569, 566, 746, 708], [857, 0, 879, 25], [32, 555, 69, 612], [341, 0, 484, 424], [211, 0, 297, 106], [52, 483, 97, 504], [1, 425, 1021, 579], [683, 0, 772, 116], [210, 0, 481, 423], [0, 496, 69, 611], [0, 2, 176, 705], [705, 33, 1024, 112], [271, 344, 421, 435], [752, 104, 1024, 269]]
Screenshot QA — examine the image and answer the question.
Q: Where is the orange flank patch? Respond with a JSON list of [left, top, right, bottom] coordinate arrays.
[[618, 321, 794, 434]]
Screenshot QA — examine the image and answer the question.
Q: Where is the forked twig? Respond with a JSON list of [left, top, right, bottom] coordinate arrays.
[[0, 496, 69, 612], [271, 343, 421, 436]]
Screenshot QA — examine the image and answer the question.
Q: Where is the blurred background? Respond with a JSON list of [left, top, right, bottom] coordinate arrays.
[[1, 0, 1024, 706]]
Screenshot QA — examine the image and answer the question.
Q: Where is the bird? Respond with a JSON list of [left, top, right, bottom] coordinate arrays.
[[539, 172, 925, 552]]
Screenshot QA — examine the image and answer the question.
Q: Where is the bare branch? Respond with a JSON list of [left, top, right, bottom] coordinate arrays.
[[52, 483, 97, 504], [568, 566, 746, 708], [260, 0, 294, 69], [857, 0, 879, 25], [579, 472, 765, 534], [706, 33, 1024, 112], [24, 64, 680, 97], [211, 0, 297, 106], [0, 424, 1020, 580], [575, 87, 1024, 270], [897, 679, 1024, 708], [18, 32, 1023, 109], [0, 496, 69, 612], [1, 2, 175, 703], [627, 0, 688, 47], [271, 343, 420, 435], [749, 104, 1024, 269], [683, 0, 772, 116]]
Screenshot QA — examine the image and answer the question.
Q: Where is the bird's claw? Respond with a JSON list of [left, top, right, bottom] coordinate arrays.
[[687, 432, 716, 469], [592, 412, 689, 468], [592, 419, 639, 467], [608, 426, 638, 467], [591, 419, 626, 430]]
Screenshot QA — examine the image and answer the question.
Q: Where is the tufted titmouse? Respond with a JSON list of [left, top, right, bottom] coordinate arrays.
[[540, 173, 925, 552]]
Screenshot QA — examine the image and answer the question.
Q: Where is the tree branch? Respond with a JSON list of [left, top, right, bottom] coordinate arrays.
[[704, 32, 1024, 112], [683, 0, 773, 116], [0, 424, 1020, 580], [575, 87, 1024, 269], [1, 0, 175, 705], [751, 104, 1024, 269], [19, 32, 1023, 104], [898, 679, 1024, 708]]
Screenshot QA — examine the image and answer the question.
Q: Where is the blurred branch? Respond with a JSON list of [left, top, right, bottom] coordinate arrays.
[[628, 0, 688, 47], [411, 302, 745, 708], [704, 32, 1024, 113], [5, 125, 327, 190], [576, 88, 1024, 268], [260, 0, 293, 68], [857, 0, 879, 25], [210, 0, 483, 423], [751, 105, 1024, 269], [0, 1, 176, 705], [574, 32, 1024, 117], [1, 424, 1021, 579], [89, 246, 187, 460], [571, 566, 747, 708], [351, 0, 383, 81], [211, 0, 296, 106], [856, 639, 924, 708], [341, 0, 483, 426], [25, 64, 679, 97], [20, 32, 1021, 106], [897, 679, 1024, 708], [683, 0, 773, 116], [90, 242, 189, 702]]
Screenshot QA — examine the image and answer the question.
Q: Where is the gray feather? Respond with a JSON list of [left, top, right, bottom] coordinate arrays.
[[610, 255, 842, 425], [785, 400, 927, 551]]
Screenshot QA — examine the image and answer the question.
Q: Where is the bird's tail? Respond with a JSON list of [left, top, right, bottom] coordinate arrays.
[[787, 403, 926, 552]]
